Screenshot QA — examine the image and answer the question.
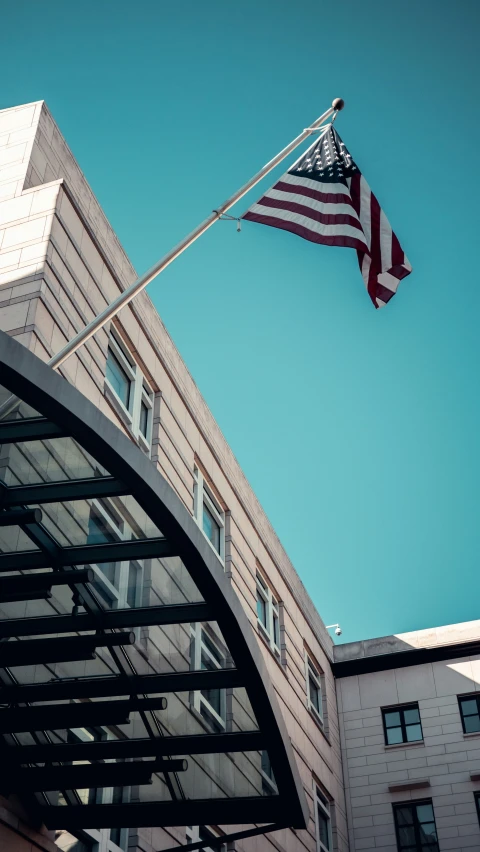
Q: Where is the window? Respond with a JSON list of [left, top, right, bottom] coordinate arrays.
[[256, 573, 280, 658], [306, 654, 323, 723], [459, 694, 480, 734], [193, 467, 225, 560], [62, 727, 128, 852], [260, 750, 277, 795], [190, 623, 226, 732], [87, 499, 143, 611], [186, 826, 226, 852], [382, 704, 423, 745], [314, 784, 332, 852], [393, 801, 439, 852], [475, 793, 480, 826], [105, 331, 154, 449]]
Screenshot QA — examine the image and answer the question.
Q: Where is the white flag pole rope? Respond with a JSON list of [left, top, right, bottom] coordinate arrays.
[[0, 98, 343, 418]]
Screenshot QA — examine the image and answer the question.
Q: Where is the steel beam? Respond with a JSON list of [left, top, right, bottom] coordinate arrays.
[[6, 758, 186, 792], [0, 417, 65, 444], [0, 508, 42, 526], [0, 696, 167, 733], [0, 601, 213, 638], [6, 730, 264, 763], [1, 477, 129, 507], [39, 796, 282, 829], [0, 537, 176, 572], [0, 630, 135, 668], [0, 667, 243, 704], [0, 568, 94, 603]]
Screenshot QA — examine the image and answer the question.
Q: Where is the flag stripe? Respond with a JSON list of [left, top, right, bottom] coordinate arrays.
[[274, 179, 353, 207], [265, 187, 359, 220], [244, 204, 369, 244], [249, 195, 364, 232], [280, 173, 353, 196], [243, 212, 370, 251]]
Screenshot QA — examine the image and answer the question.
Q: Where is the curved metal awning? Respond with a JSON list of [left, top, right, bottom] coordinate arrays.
[[0, 330, 308, 834]]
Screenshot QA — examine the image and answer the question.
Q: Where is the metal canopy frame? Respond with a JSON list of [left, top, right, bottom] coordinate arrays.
[[0, 330, 308, 833]]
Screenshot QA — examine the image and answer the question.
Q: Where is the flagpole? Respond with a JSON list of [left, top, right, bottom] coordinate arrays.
[[0, 98, 343, 418]]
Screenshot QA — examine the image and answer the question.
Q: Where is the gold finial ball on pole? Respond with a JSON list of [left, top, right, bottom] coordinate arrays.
[[332, 98, 345, 111]]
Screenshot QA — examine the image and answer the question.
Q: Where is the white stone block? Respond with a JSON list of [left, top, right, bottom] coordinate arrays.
[[2, 217, 46, 249], [0, 104, 37, 134], [0, 142, 27, 169]]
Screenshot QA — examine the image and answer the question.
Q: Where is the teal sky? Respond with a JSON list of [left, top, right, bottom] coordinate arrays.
[[2, 0, 479, 643]]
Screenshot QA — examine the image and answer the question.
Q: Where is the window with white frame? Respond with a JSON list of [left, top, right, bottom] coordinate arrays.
[[190, 623, 226, 732], [256, 573, 280, 658], [193, 467, 225, 560], [260, 750, 277, 796], [306, 654, 324, 724], [314, 784, 332, 852], [86, 498, 143, 611], [186, 825, 226, 852], [105, 330, 154, 450], [61, 726, 129, 852]]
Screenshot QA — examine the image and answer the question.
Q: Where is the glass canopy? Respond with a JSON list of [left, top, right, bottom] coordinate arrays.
[[0, 330, 308, 835]]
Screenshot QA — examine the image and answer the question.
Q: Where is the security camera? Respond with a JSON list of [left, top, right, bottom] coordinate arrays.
[[326, 623, 342, 637]]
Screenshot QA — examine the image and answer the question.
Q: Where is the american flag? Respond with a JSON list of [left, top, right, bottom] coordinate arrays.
[[242, 125, 411, 309]]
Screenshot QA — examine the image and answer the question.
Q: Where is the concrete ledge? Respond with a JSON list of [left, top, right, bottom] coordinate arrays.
[[388, 779, 430, 793]]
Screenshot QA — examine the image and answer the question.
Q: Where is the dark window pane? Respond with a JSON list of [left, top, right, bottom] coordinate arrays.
[[257, 594, 267, 627], [396, 807, 414, 826], [398, 826, 416, 846], [416, 803, 434, 822], [139, 400, 149, 437], [273, 612, 280, 646], [406, 723, 423, 742], [203, 504, 220, 552], [127, 562, 139, 608], [419, 822, 437, 841], [309, 675, 321, 713], [87, 512, 116, 545], [387, 726, 404, 745], [317, 807, 330, 849], [106, 348, 131, 408], [384, 711, 401, 727], [403, 707, 420, 724], [461, 698, 478, 716], [464, 714, 480, 733]]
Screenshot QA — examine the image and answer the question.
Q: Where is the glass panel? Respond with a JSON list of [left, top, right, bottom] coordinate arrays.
[[135, 750, 279, 801], [461, 698, 478, 716], [273, 612, 280, 647], [406, 723, 423, 742], [309, 674, 321, 713], [256, 594, 267, 627], [416, 804, 434, 822], [464, 714, 480, 733], [395, 806, 414, 826], [0, 526, 40, 552], [106, 348, 131, 409], [317, 807, 330, 849], [384, 711, 401, 727], [0, 437, 110, 487], [403, 707, 420, 724], [0, 385, 40, 421], [386, 726, 403, 745], [139, 401, 149, 438], [202, 504, 220, 552], [419, 822, 437, 842], [398, 826, 416, 846]]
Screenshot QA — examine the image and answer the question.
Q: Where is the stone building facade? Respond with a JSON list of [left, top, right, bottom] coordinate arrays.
[[0, 101, 347, 852], [1, 100, 479, 852], [335, 621, 480, 851]]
